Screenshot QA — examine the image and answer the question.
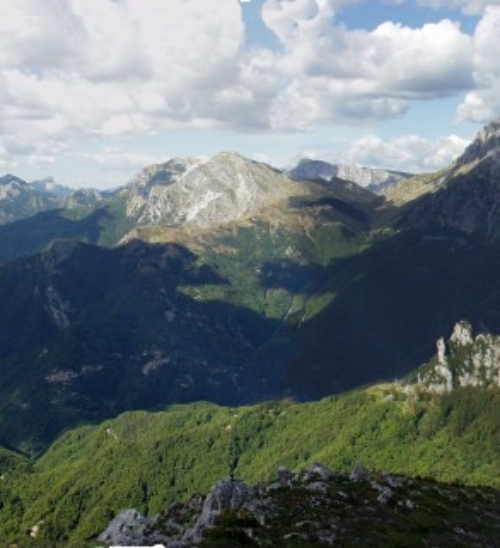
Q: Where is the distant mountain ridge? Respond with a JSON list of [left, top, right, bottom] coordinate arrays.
[[288, 158, 414, 192], [0, 173, 105, 226]]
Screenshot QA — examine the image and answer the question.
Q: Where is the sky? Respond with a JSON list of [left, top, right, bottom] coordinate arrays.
[[1, 0, 500, 188]]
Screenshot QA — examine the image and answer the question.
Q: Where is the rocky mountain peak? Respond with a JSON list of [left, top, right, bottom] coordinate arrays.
[[0, 174, 27, 187], [126, 151, 300, 228], [454, 119, 500, 168], [30, 177, 73, 198], [131, 157, 201, 189]]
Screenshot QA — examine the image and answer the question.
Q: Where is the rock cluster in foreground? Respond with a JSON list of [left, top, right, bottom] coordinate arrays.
[[98, 463, 500, 547]]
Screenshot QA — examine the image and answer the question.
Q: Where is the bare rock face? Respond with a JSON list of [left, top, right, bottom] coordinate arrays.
[[183, 478, 257, 542], [453, 120, 500, 169], [416, 320, 500, 392], [126, 152, 301, 228], [97, 508, 156, 546]]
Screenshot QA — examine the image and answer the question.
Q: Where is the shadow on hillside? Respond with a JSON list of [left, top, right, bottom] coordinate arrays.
[[0, 239, 295, 452], [257, 226, 500, 399], [0, 207, 115, 262], [259, 261, 329, 293], [290, 195, 369, 223]]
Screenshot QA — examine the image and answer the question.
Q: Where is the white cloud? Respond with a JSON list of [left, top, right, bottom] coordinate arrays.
[[0, 0, 489, 170], [341, 134, 469, 172], [417, 0, 500, 15], [458, 6, 500, 123], [0, 0, 245, 156], [79, 149, 166, 170], [257, 0, 473, 129]]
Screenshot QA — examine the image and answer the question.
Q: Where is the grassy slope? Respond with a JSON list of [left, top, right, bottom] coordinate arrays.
[[2, 385, 500, 545]]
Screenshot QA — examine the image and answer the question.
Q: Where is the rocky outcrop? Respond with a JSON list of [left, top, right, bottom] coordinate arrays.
[[98, 462, 500, 547], [61, 187, 103, 209], [98, 464, 418, 547], [416, 320, 500, 393], [0, 172, 106, 225], [98, 509, 159, 546], [183, 478, 257, 543]]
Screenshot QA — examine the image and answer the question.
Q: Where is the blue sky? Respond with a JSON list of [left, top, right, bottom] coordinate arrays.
[[1, 0, 499, 188]]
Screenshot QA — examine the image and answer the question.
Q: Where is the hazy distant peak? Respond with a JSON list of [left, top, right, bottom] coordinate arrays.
[[30, 177, 73, 198], [0, 174, 27, 186], [288, 158, 412, 192]]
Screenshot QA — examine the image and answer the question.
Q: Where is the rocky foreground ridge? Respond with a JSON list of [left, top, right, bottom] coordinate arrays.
[[98, 463, 500, 547]]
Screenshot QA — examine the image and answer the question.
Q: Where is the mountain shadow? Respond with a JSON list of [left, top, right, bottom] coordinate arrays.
[[0, 206, 118, 262], [0, 239, 294, 452], [284, 226, 500, 397]]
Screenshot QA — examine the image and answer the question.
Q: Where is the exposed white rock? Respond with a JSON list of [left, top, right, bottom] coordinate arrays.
[[416, 320, 500, 393], [126, 152, 301, 228], [437, 337, 447, 365], [45, 285, 71, 329], [97, 509, 159, 546], [184, 477, 257, 543], [450, 321, 473, 346], [453, 119, 500, 169]]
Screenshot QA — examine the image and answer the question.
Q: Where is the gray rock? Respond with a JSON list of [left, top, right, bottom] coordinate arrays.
[[376, 486, 394, 504], [97, 508, 153, 546], [350, 464, 371, 482], [126, 152, 300, 229], [297, 463, 334, 483], [305, 481, 329, 494], [277, 465, 294, 487], [183, 478, 256, 542]]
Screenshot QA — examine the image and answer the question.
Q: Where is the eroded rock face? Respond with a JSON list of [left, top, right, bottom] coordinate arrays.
[[416, 320, 500, 392], [184, 478, 257, 542]]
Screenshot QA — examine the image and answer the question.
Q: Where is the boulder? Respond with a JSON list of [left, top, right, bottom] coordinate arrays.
[[183, 477, 256, 542]]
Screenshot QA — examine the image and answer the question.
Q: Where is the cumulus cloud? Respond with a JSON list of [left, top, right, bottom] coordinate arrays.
[[258, 0, 473, 129], [458, 6, 500, 123], [80, 148, 166, 170], [0, 0, 492, 169], [0, 0, 244, 156], [341, 134, 469, 172], [417, 0, 500, 15]]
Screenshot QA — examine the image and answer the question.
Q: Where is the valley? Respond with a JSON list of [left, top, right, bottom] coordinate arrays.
[[2, 120, 500, 545]]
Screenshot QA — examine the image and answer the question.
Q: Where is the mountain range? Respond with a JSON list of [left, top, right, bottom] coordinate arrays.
[[2, 122, 500, 453], [3, 120, 500, 543]]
